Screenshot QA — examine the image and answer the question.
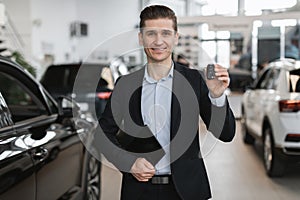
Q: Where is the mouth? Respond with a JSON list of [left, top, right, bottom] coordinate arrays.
[[151, 47, 167, 53]]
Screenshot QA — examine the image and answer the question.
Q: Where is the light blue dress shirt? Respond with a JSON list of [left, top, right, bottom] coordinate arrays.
[[141, 63, 225, 175]]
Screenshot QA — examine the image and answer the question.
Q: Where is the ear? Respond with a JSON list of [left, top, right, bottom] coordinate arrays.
[[138, 32, 144, 46], [174, 32, 179, 45]]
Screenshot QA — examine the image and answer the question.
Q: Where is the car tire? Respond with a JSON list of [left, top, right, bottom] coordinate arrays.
[[83, 153, 101, 200], [263, 126, 286, 177], [241, 107, 255, 144]]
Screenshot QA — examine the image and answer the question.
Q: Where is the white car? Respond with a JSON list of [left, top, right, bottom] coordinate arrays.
[[241, 59, 300, 177]]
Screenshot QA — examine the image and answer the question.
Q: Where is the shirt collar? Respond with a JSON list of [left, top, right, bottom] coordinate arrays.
[[143, 62, 174, 83]]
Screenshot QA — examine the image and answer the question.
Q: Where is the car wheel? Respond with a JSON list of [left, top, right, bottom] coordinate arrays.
[[241, 107, 255, 144], [84, 154, 101, 200], [263, 126, 285, 177]]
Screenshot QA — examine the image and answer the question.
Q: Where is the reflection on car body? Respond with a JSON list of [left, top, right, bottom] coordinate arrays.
[[0, 56, 100, 200]]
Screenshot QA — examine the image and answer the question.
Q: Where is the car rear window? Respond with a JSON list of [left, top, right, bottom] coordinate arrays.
[[41, 65, 75, 94], [41, 64, 113, 96]]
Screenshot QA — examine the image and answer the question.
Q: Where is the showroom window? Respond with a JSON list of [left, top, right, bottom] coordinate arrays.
[[199, 23, 230, 67]]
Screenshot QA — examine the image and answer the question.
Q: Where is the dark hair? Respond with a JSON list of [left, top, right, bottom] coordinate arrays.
[[139, 5, 177, 32]]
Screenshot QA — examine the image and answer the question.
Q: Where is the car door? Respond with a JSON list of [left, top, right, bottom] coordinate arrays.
[[0, 61, 84, 200], [246, 68, 279, 136], [0, 93, 36, 200], [245, 68, 271, 135]]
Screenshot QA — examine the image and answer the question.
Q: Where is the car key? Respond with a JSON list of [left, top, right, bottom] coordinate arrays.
[[206, 64, 215, 80]]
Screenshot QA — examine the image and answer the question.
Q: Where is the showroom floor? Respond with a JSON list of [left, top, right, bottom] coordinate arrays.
[[100, 94, 300, 200]]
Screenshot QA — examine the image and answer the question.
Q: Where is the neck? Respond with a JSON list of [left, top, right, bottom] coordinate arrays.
[[147, 61, 172, 81]]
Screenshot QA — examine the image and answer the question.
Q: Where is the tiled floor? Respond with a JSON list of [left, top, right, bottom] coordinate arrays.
[[99, 94, 300, 200], [205, 122, 300, 200]]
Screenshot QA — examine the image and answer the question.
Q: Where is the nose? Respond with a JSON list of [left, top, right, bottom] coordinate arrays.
[[154, 34, 164, 45]]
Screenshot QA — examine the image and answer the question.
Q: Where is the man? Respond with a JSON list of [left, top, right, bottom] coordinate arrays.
[[98, 5, 235, 200]]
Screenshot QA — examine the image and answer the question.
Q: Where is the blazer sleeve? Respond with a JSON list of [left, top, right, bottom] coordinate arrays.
[[95, 77, 138, 172], [198, 72, 236, 142]]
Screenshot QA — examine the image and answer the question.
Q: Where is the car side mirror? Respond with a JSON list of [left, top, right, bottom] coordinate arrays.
[[57, 96, 81, 118]]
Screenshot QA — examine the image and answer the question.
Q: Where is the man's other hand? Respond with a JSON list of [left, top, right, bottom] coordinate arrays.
[[130, 158, 155, 182]]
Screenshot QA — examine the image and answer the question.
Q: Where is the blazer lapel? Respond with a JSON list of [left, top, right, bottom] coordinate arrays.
[[129, 86, 144, 126], [170, 63, 184, 139], [128, 68, 145, 126]]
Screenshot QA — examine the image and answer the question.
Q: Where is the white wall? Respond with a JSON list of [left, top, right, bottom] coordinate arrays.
[[30, 0, 141, 67], [74, 0, 141, 63], [31, 0, 77, 64], [147, 0, 185, 16], [0, 3, 5, 26], [2, 0, 32, 56], [3, 0, 190, 77]]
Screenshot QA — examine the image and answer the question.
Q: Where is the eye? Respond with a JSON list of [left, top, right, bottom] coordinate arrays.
[[146, 31, 156, 37], [162, 30, 172, 36]]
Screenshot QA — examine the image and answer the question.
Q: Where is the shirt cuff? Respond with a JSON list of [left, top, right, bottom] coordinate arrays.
[[209, 92, 226, 107]]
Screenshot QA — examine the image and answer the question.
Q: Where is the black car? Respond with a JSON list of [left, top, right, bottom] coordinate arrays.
[[228, 68, 253, 92], [40, 63, 113, 119], [0, 56, 100, 200]]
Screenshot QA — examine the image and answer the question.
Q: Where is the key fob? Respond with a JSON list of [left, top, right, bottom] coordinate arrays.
[[206, 64, 215, 80]]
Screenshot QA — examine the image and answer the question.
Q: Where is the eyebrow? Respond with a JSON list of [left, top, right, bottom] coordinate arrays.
[[143, 29, 174, 33]]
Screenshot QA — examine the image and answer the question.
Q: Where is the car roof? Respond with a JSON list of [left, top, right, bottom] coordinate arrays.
[[41, 62, 110, 83], [268, 59, 300, 71], [46, 62, 109, 68], [0, 56, 36, 80]]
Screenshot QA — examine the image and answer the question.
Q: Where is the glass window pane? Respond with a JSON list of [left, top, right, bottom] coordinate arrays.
[[217, 40, 230, 67], [0, 72, 47, 122]]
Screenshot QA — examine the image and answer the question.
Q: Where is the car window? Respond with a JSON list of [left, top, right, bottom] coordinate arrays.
[[74, 65, 103, 92], [69, 65, 114, 91], [256, 69, 270, 89], [265, 68, 280, 89], [0, 92, 14, 128], [0, 72, 48, 122], [44, 92, 58, 114], [256, 68, 280, 90], [41, 66, 73, 95]]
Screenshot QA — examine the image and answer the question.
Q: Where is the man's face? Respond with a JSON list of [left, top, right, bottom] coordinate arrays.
[[139, 18, 178, 64]]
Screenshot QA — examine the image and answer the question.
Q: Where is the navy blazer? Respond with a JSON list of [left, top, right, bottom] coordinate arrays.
[[98, 62, 236, 200]]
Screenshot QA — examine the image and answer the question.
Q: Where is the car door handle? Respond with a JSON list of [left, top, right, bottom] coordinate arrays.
[[33, 148, 48, 161]]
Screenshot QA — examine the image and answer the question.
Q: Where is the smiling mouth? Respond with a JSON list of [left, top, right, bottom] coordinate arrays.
[[151, 47, 167, 52]]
